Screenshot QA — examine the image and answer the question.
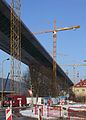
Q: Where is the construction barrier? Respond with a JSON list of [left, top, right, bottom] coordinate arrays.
[[38, 107, 43, 120], [34, 104, 62, 118], [34, 104, 43, 116], [68, 106, 86, 120], [47, 105, 49, 117], [6, 107, 12, 120], [47, 106, 61, 118], [34, 104, 38, 115], [17, 98, 22, 107], [43, 105, 47, 117], [60, 99, 65, 105], [10, 101, 12, 108]]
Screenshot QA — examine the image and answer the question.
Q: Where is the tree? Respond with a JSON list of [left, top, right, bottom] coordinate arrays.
[[22, 68, 31, 96]]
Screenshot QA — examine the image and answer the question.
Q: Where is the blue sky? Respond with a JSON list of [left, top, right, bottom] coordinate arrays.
[[0, 0, 86, 83]]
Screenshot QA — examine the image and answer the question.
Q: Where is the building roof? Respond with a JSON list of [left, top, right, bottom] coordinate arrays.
[[74, 79, 86, 87]]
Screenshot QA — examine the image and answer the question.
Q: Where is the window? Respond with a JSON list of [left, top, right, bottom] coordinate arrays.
[[82, 89, 85, 91], [76, 89, 79, 92]]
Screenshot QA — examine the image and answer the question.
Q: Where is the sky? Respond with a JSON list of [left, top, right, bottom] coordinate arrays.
[[0, 0, 86, 83]]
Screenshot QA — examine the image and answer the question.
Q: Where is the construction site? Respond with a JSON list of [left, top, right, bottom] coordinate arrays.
[[0, 0, 86, 120]]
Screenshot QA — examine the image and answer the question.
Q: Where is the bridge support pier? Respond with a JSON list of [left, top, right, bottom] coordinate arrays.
[[29, 64, 52, 97]]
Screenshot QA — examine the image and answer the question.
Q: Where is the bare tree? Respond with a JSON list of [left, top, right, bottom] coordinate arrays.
[[22, 68, 31, 96]]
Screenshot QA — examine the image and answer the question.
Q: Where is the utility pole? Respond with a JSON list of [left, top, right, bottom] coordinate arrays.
[[33, 21, 80, 97]]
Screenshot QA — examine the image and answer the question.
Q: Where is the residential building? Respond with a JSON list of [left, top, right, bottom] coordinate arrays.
[[72, 79, 86, 103]]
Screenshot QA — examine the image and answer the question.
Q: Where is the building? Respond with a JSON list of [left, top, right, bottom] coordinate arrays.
[[0, 78, 28, 100], [72, 79, 86, 103]]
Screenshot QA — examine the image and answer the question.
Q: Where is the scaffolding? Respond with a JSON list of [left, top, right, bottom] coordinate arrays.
[[10, 0, 21, 94]]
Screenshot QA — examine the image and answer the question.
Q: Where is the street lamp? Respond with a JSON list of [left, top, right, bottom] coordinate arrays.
[[1, 58, 10, 102]]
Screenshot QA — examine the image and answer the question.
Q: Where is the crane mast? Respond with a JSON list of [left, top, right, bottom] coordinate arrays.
[[33, 21, 80, 96], [10, 0, 21, 94], [52, 20, 57, 96]]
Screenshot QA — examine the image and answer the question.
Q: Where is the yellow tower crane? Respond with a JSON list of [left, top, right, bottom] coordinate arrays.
[[10, 0, 21, 94], [33, 20, 80, 96]]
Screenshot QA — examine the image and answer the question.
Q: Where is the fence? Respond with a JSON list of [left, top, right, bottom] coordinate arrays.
[[1, 102, 86, 120], [68, 106, 86, 120], [34, 104, 86, 119], [34, 104, 62, 118], [47, 106, 61, 118]]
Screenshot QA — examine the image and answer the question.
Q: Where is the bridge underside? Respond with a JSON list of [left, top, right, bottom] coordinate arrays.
[[29, 64, 71, 97], [0, 0, 73, 97]]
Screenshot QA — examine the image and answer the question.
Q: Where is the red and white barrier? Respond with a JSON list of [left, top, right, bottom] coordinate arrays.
[[60, 99, 65, 105], [38, 107, 43, 120], [6, 107, 12, 120], [47, 105, 50, 117], [43, 105, 47, 117], [35, 104, 61, 118], [10, 101, 12, 108], [17, 98, 22, 107], [35, 104, 38, 115], [19, 99, 22, 107], [34, 104, 43, 116]]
